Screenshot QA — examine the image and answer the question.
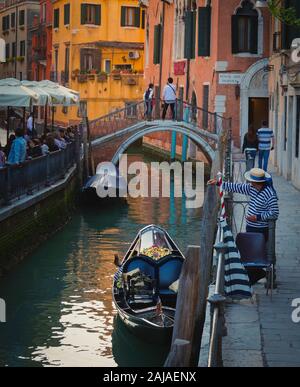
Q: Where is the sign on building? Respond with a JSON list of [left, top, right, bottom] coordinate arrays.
[[219, 73, 244, 85]]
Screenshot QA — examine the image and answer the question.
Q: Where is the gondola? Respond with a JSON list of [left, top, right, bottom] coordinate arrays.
[[113, 225, 185, 342], [81, 166, 127, 205]]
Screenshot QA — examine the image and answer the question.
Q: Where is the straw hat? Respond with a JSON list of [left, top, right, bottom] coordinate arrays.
[[244, 168, 271, 183]]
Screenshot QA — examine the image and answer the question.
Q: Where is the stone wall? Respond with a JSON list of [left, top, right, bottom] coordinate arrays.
[[0, 172, 78, 277]]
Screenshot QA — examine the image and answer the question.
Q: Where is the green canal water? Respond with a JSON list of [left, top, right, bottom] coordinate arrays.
[[0, 150, 203, 367]]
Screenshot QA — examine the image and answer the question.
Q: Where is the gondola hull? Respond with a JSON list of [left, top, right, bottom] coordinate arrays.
[[112, 225, 185, 343]]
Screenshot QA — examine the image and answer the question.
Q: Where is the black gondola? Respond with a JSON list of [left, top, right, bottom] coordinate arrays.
[[113, 225, 185, 342], [82, 166, 127, 205]]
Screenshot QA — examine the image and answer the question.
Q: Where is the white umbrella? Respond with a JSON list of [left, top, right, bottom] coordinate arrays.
[[0, 78, 38, 107], [38, 80, 79, 106], [21, 80, 52, 106]]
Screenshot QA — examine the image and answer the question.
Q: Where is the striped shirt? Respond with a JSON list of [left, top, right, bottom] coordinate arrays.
[[257, 127, 274, 151], [223, 182, 279, 228]]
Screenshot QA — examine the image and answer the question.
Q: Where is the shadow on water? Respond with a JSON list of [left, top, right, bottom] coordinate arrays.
[[112, 316, 170, 367]]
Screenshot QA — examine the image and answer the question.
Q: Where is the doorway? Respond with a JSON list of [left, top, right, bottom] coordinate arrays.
[[249, 98, 269, 132]]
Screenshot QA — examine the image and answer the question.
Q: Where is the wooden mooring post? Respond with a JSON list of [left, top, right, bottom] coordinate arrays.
[[165, 131, 225, 367]]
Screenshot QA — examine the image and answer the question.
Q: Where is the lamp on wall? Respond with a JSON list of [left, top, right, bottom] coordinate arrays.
[[255, 0, 268, 7]]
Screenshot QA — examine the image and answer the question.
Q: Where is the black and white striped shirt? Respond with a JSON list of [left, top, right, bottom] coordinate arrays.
[[223, 182, 279, 228]]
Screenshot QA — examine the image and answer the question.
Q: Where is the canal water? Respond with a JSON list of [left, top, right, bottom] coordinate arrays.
[[0, 148, 203, 367]]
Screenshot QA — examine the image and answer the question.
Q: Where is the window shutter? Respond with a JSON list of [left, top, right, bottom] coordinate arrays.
[[80, 49, 86, 71], [81, 4, 87, 25], [93, 49, 101, 71], [54, 9, 59, 28], [141, 10, 145, 29], [64, 4, 70, 25], [134, 7, 140, 27], [121, 6, 126, 27], [232, 15, 239, 54], [95, 5, 101, 25], [250, 16, 258, 54], [153, 24, 162, 64], [198, 7, 211, 57], [184, 11, 196, 59]]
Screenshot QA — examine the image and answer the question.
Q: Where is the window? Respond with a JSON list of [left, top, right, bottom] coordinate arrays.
[[12, 42, 16, 58], [202, 85, 209, 129], [81, 4, 101, 25], [153, 24, 162, 64], [64, 46, 70, 83], [19, 10, 25, 26], [80, 48, 101, 71], [232, 0, 258, 54], [121, 6, 140, 27], [282, 0, 300, 49], [2, 15, 9, 31], [11, 12, 15, 28], [42, 4, 46, 23], [20, 40, 25, 56], [104, 59, 111, 73], [64, 4, 70, 25], [141, 10, 145, 29], [5, 43, 9, 59], [198, 6, 211, 57], [54, 48, 59, 81], [54, 8, 59, 29]]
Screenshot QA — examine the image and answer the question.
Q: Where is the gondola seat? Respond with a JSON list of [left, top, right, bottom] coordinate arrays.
[[158, 256, 183, 296], [123, 257, 156, 280]]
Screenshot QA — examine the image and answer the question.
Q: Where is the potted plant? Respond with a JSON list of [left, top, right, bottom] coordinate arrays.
[[78, 70, 88, 83], [97, 71, 108, 82], [16, 56, 25, 62]]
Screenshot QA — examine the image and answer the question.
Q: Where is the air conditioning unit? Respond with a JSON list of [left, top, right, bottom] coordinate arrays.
[[128, 51, 140, 60]]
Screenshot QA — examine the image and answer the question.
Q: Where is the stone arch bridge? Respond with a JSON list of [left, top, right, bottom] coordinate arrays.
[[88, 101, 230, 167]]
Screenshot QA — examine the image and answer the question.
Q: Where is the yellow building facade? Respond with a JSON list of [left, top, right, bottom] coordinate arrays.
[[51, 0, 145, 125]]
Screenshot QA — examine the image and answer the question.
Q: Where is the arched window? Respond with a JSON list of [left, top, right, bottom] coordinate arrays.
[[232, 0, 258, 54]]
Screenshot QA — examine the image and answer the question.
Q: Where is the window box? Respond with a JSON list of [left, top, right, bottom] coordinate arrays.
[[112, 73, 121, 80], [87, 73, 95, 80], [78, 74, 88, 83], [97, 72, 108, 82]]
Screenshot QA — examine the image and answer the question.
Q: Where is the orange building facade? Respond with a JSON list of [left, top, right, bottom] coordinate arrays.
[[143, 0, 271, 151]]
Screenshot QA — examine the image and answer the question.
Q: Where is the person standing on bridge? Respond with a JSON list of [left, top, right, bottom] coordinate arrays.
[[144, 83, 154, 120], [162, 78, 176, 120]]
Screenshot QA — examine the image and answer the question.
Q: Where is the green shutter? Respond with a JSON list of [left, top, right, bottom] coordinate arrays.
[[81, 4, 87, 24], [64, 4, 70, 25], [198, 7, 211, 57], [232, 15, 239, 54], [95, 5, 101, 25], [250, 16, 258, 54], [134, 7, 140, 27], [121, 6, 126, 27], [54, 9, 59, 28], [184, 11, 196, 59], [141, 10, 145, 29], [153, 24, 162, 64]]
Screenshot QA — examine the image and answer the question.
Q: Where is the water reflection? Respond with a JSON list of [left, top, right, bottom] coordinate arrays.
[[0, 150, 203, 367]]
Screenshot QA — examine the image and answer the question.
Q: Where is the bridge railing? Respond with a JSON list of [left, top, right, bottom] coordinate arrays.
[[89, 99, 232, 141], [0, 141, 77, 208]]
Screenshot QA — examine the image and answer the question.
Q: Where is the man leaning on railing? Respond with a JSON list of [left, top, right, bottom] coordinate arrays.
[[208, 168, 279, 284]]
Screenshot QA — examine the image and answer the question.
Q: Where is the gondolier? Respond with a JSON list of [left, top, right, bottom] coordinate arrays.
[[209, 168, 279, 240]]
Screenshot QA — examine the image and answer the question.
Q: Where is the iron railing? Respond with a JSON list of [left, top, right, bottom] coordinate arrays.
[[0, 141, 77, 207], [89, 99, 232, 142]]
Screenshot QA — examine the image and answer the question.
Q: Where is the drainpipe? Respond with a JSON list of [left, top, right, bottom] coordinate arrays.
[[15, 5, 19, 79], [158, 1, 166, 105]]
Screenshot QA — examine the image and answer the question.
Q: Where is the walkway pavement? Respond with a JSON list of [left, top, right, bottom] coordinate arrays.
[[223, 165, 300, 367]]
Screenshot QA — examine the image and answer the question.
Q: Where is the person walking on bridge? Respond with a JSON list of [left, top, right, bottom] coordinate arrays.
[[162, 78, 176, 120]]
